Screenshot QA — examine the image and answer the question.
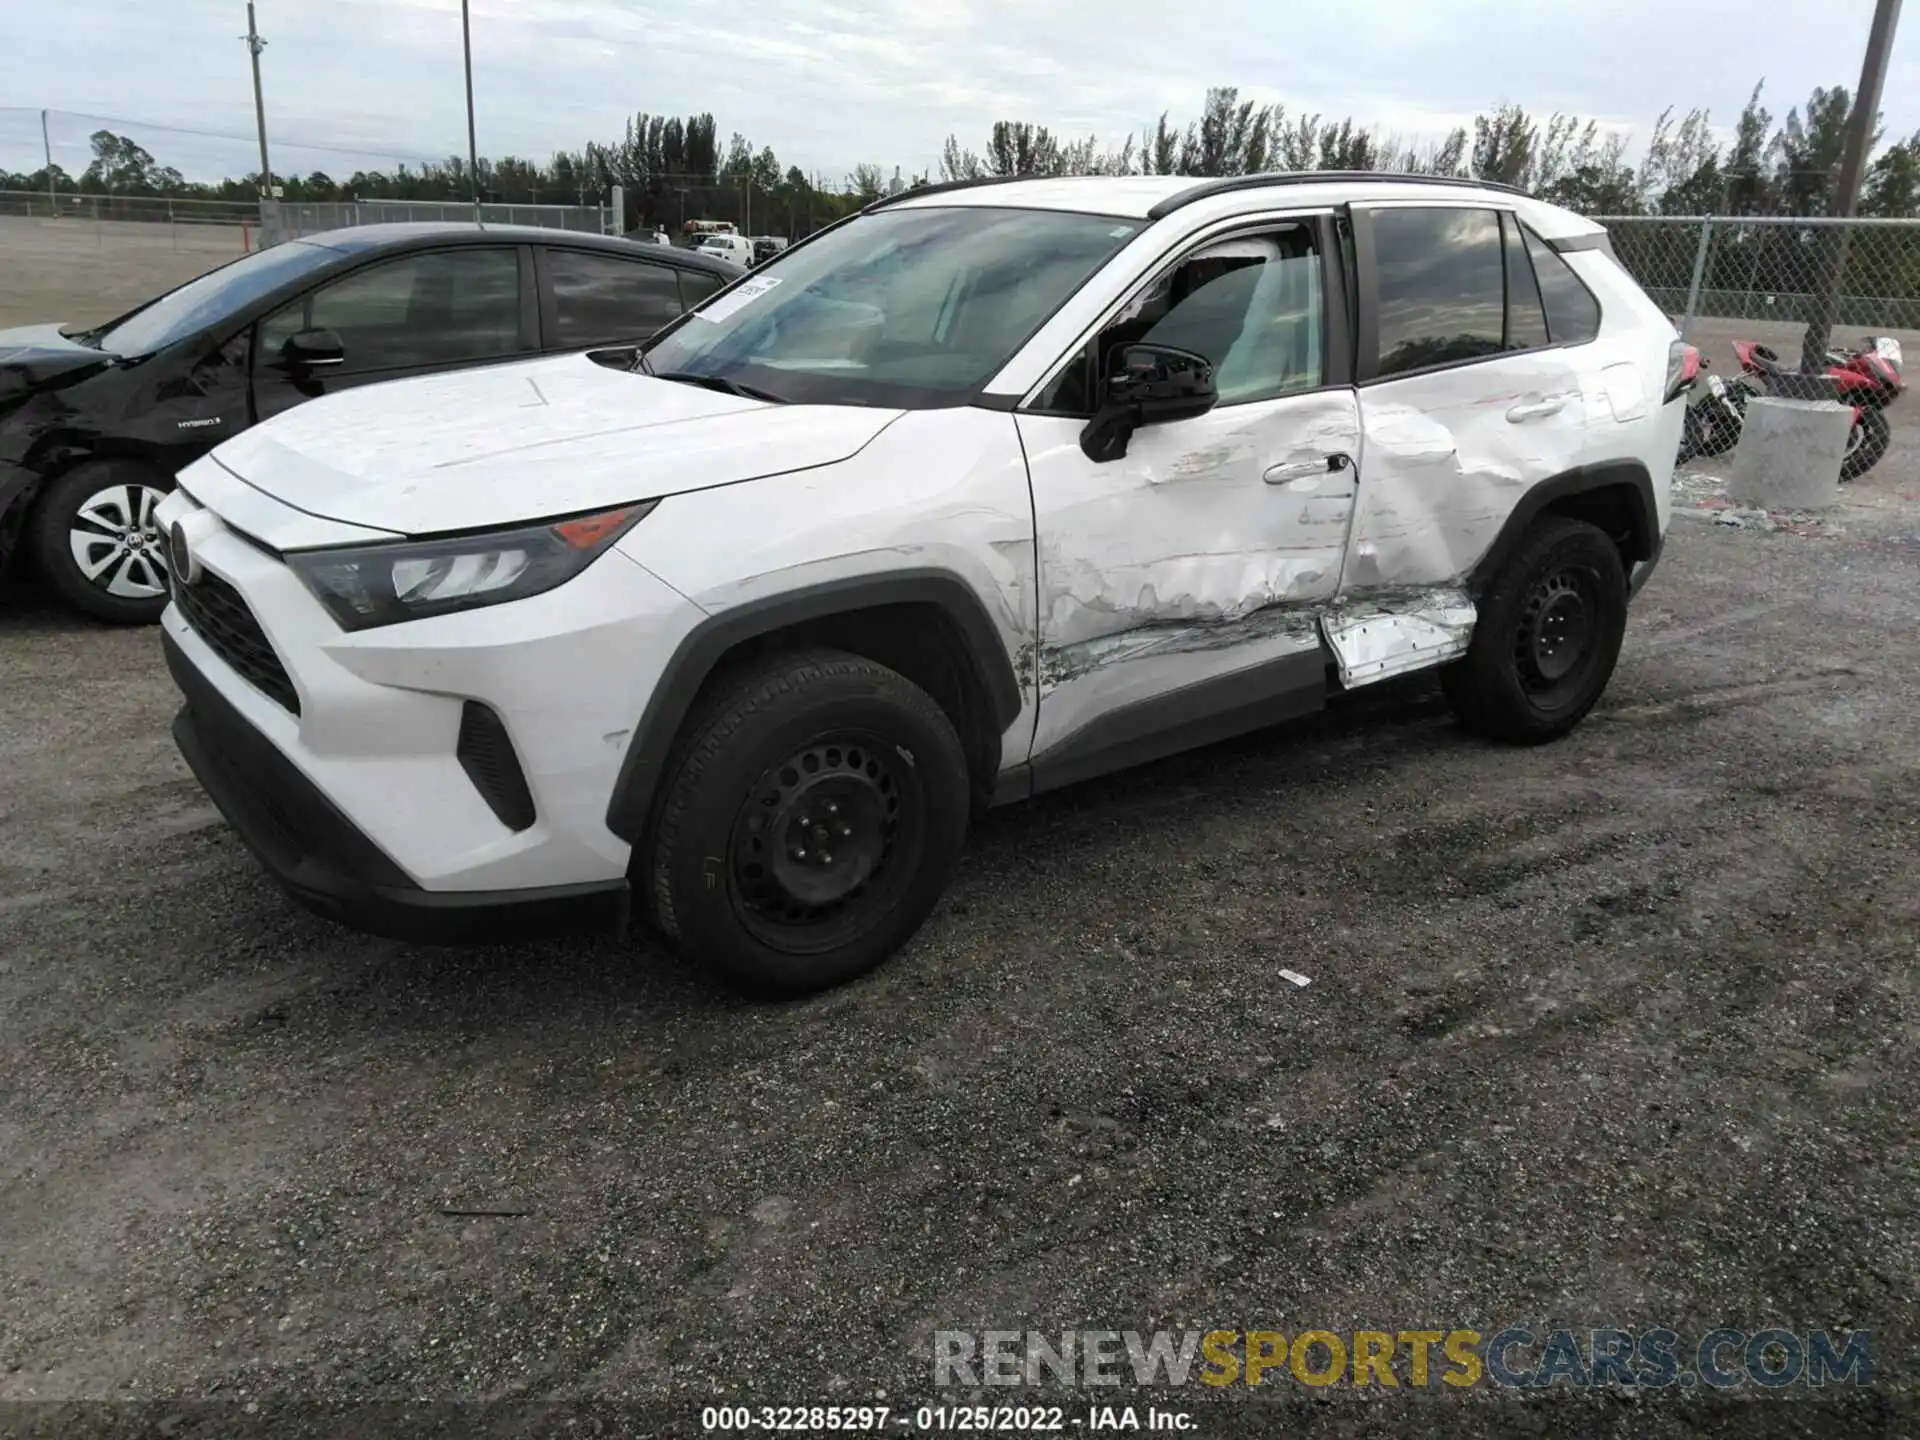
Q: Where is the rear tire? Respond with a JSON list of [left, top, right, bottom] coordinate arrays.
[[1839, 406, 1891, 482], [645, 648, 970, 997], [1442, 516, 1628, 745], [29, 461, 173, 624]]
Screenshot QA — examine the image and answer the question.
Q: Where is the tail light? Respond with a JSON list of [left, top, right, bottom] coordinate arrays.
[[1664, 341, 1700, 404]]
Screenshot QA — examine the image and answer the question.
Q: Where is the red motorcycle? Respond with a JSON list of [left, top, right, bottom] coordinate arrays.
[[1731, 335, 1903, 481]]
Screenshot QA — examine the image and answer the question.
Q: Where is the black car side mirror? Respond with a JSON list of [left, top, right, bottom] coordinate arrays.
[[1078, 343, 1218, 462], [282, 328, 345, 371]]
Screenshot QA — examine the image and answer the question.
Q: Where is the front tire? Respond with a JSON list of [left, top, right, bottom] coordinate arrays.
[[1442, 516, 1628, 745], [645, 649, 970, 996], [29, 461, 173, 623], [1839, 406, 1891, 481]]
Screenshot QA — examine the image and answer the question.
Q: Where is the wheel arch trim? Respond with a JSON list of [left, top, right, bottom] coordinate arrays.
[[1466, 460, 1658, 594], [603, 568, 1023, 845]]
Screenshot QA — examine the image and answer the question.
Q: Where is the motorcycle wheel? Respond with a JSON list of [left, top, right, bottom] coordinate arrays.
[[1840, 407, 1892, 481], [1699, 392, 1747, 456]]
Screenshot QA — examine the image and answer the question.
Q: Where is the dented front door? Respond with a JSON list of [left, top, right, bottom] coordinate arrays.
[[1017, 388, 1361, 758]]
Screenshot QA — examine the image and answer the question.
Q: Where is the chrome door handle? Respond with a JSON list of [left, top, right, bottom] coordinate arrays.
[[1506, 395, 1568, 422], [1264, 453, 1353, 485]]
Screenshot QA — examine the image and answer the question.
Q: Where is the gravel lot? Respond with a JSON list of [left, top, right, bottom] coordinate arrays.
[[2, 232, 1917, 1439]]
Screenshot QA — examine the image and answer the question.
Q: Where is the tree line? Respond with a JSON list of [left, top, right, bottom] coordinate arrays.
[[6, 79, 1920, 235]]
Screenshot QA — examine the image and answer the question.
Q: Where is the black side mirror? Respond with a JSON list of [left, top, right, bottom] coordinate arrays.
[[282, 328, 345, 371], [1078, 343, 1218, 462]]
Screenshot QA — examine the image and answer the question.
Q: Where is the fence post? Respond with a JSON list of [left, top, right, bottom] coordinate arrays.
[[1679, 217, 1714, 340]]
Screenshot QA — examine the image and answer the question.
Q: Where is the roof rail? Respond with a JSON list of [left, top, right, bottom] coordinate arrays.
[[1145, 171, 1529, 220], [861, 173, 1052, 213]]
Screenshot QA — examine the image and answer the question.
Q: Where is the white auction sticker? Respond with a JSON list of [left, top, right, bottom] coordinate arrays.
[[693, 275, 783, 323]]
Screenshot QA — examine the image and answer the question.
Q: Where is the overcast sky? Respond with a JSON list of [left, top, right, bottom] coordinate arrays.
[[5, 0, 1920, 186]]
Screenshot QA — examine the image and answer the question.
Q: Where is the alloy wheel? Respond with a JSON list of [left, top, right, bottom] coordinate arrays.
[[68, 483, 169, 600]]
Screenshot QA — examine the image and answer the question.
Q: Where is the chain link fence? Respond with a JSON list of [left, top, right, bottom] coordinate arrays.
[[1597, 215, 1920, 351]]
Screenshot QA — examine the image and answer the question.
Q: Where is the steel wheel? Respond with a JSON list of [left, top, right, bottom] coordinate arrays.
[[728, 730, 920, 953], [1512, 562, 1603, 708], [67, 482, 169, 600]]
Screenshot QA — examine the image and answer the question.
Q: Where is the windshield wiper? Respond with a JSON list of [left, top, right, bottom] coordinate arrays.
[[648, 368, 788, 405]]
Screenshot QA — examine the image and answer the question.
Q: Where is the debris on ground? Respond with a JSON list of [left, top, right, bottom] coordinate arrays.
[[1672, 471, 1838, 536]]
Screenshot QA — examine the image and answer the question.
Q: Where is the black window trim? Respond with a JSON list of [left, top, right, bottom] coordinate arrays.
[[1016, 208, 1352, 419], [534, 244, 690, 352], [1352, 201, 1605, 386], [251, 241, 538, 378]]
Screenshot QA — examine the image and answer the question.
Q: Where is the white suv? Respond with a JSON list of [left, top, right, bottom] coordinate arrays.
[[158, 173, 1686, 995]]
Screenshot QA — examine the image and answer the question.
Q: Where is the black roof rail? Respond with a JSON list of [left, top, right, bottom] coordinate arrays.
[[1145, 171, 1529, 220], [862, 172, 1103, 212]]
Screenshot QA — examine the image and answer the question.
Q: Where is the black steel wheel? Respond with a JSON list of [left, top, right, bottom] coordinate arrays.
[[728, 731, 921, 954], [1443, 516, 1628, 745], [645, 649, 970, 996]]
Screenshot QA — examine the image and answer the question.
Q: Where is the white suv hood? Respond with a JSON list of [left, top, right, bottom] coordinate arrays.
[[211, 353, 904, 535]]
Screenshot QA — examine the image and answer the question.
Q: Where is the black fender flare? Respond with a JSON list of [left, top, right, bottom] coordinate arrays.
[[603, 568, 1024, 845], [1465, 460, 1659, 594]]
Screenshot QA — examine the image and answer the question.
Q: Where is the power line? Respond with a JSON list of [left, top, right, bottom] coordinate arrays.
[[0, 106, 445, 166]]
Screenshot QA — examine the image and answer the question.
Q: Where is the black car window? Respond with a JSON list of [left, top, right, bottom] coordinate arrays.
[[1502, 214, 1550, 350], [94, 240, 339, 356], [678, 268, 725, 309], [259, 248, 525, 374], [548, 250, 685, 347], [1522, 226, 1603, 345], [1370, 207, 1506, 378]]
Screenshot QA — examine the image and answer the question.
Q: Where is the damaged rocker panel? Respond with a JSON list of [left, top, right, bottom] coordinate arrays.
[[1320, 584, 1477, 689]]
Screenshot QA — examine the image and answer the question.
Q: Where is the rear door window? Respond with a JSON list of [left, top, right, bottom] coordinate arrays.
[[547, 249, 687, 347], [1368, 207, 1506, 378]]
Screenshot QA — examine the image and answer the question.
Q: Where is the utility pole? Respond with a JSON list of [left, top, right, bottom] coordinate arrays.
[[243, 2, 273, 194], [462, 0, 481, 222], [1801, 0, 1903, 371], [40, 109, 55, 215]]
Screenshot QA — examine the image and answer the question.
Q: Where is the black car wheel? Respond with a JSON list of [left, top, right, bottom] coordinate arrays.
[[646, 649, 970, 996], [1442, 516, 1627, 745], [1839, 406, 1891, 482], [30, 461, 172, 623]]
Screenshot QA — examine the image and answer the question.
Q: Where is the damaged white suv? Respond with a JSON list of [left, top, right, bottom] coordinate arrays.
[[159, 173, 1684, 994]]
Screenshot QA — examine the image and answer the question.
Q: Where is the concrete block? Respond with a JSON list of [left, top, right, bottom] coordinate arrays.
[[1728, 396, 1851, 511]]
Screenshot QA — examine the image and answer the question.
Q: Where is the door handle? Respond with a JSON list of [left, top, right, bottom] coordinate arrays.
[[1264, 453, 1353, 485], [1506, 395, 1568, 422]]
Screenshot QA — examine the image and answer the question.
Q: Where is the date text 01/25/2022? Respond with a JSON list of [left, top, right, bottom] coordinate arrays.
[[700, 1404, 1195, 1431]]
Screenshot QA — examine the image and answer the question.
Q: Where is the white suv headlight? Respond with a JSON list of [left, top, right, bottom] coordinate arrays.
[[286, 501, 657, 631]]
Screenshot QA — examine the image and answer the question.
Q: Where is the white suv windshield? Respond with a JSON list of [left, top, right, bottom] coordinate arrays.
[[643, 205, 1143, 407]]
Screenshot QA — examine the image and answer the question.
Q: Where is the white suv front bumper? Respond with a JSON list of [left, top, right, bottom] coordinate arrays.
[[156, 474, 705, 941]]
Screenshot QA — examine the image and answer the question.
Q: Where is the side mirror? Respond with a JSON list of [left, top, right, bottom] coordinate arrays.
[[282, 328, 345, 371], [1078, 343, 1218, 462]]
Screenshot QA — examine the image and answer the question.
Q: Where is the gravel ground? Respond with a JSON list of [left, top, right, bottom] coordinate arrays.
[[2, 496, 1917, 1440], [2, 238, 1918, 1437]]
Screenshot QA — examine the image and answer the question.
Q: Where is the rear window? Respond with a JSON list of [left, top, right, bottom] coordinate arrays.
[[1522, 228, 1603, 345]]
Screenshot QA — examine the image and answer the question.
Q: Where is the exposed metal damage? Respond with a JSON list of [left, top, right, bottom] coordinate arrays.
[[1321, 584, 1477, 689], [1038, 600, 1322, 689]]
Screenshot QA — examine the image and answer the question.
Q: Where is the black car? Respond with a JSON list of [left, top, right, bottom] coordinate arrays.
[[0, 222, 742, 623]]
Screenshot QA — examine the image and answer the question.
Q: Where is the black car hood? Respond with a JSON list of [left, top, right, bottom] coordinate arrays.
[[0, 323, 120, 389]]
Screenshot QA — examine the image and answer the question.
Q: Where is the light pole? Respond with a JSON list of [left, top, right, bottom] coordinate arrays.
[[1800, 0, 1903, 371], [243, 1, 273, 194], [462, 0, 481, 222]]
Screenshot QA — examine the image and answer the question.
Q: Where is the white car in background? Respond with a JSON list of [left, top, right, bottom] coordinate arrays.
[[158, 172, 1684, 996], [692, 232, 756, 267]]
